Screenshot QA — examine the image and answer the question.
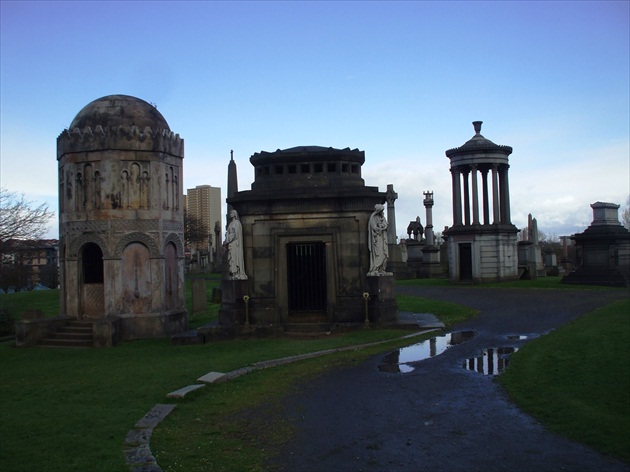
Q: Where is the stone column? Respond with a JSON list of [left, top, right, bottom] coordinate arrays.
[[471, 165, 480, 225], [423, 191, 434, 246], [451, 168, 462, 226], [499, 165, 511, 224], [462, 168, 470, 225], [492, 164, 500, 224], [385, 184, 398, 245], [503, 165, 512, 224], [481, 167, 490, 225]]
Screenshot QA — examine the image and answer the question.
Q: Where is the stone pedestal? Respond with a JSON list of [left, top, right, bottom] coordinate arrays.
[[366, 275, 397, 324], [406, 239, 424, 275], [219, 279, 250, 331], [420, 245, 443, 278]]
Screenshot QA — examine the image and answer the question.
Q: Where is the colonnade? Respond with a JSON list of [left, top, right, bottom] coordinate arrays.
[[450, 163, 511, 227]]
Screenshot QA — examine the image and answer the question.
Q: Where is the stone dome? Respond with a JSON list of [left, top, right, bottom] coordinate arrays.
[[69, 94, 170, 132]]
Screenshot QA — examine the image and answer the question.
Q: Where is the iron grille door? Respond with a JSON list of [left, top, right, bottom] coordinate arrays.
[[287, 242, 327, 313]]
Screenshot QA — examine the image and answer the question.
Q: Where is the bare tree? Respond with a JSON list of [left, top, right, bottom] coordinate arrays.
[[184, 210, 209, 252], [0, 188, 54, 291], [0, 188, 54, 250], [538, 231, 562, 258]]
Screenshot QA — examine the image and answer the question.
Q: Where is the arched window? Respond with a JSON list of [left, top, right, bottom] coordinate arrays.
[[82, 243, 103, 284]]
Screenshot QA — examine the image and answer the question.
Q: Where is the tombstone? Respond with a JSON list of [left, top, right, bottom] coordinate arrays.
[[191, 279, 207, 314], [517, 213, 545, 279]]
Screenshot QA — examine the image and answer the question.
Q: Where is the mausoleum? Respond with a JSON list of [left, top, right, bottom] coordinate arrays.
[[220, 146, 397, 332], [55, 95, 187, 343], [562, 202, 630, 287], [443, 122, 519, 282]]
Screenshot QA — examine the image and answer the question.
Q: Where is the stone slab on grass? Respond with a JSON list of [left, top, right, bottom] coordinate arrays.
[[197, 371, 226, 384], [166, 384, 205, 398]]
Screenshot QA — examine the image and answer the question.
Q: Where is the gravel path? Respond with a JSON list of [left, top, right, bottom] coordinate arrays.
[[267, 286, 629, 472]]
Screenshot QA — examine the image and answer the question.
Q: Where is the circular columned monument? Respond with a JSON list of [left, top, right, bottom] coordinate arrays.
[[443, 121, 519, 283], [56, 94, 187, 343]]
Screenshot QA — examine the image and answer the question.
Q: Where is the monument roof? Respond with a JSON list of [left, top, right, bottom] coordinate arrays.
[[446, 121, 512, 157], [252, 146, 364, 160], [69, 94, 170, 132]]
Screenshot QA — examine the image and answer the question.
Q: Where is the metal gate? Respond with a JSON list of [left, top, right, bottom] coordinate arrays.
[[286, 242, 327, 313]]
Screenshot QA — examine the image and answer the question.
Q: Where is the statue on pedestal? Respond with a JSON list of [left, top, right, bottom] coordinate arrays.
[[223, 210, 247, 280], [368, 204, 391, 276]]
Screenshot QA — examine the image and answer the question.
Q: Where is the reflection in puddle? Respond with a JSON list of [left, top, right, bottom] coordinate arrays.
[[378, 331, 476, 373], [462, 347, 518, 375], [506, 335, 528, 340]]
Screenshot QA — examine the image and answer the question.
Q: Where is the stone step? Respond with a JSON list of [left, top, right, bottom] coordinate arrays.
[[284, 323, 332, 335], [38, 321, 94, 348], [48, 331, 93, 341], [38, 337, 92, 348]]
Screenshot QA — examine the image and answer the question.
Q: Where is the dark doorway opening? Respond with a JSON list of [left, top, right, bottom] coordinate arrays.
[[80, 242, 104, 318], [459, 243, 473, 281], [82, 243, 104, 283], [287, 242, 327, 314]]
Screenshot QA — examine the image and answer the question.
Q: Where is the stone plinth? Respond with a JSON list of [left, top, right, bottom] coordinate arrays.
[[405, 239, 424, 275], [419, 245, 444, 278], [367, 275, 397, 324]]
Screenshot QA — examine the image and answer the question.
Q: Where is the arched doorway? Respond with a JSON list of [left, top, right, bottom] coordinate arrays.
[[121, 242, 152, 314], [80, 242, 104, 318]]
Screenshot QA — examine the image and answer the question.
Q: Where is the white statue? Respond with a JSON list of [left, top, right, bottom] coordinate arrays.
[[368, 204, 391, 276], [223, 210, 247, 280]]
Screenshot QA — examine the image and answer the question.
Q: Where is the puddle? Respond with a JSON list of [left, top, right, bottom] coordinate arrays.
[[506, 335, 528, 340], [378, 331, 476, 373], [462, 347, 518, 375]]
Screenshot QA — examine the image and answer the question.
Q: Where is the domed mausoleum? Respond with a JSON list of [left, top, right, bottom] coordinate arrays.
[[56, 95, 187, 344]]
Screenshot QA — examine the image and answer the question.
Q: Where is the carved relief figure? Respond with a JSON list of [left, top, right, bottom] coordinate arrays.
[[223, 210, 247, 279], [368, 204, 390, 275]]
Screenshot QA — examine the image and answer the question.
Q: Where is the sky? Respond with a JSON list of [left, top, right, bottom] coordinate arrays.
[[1, 0, 629, 241]]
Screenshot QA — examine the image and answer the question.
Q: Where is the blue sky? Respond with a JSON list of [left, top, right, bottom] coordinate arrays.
[[1, 0, 628, 240]]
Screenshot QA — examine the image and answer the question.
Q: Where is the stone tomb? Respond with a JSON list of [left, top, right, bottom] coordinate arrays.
[[221, 146, 397, 332], [562, 202, 630, 287], [40, 95, 187, 345]]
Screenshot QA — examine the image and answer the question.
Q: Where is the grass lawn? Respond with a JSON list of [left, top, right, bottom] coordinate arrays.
[[501, 297, 630, 462], [1, 277, 626, 471], [0, 281, 477, 472]]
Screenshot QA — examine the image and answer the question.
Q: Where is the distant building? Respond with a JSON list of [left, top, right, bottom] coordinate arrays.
[[186, 184, 222, 261], [0, 239, 59, 291]]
